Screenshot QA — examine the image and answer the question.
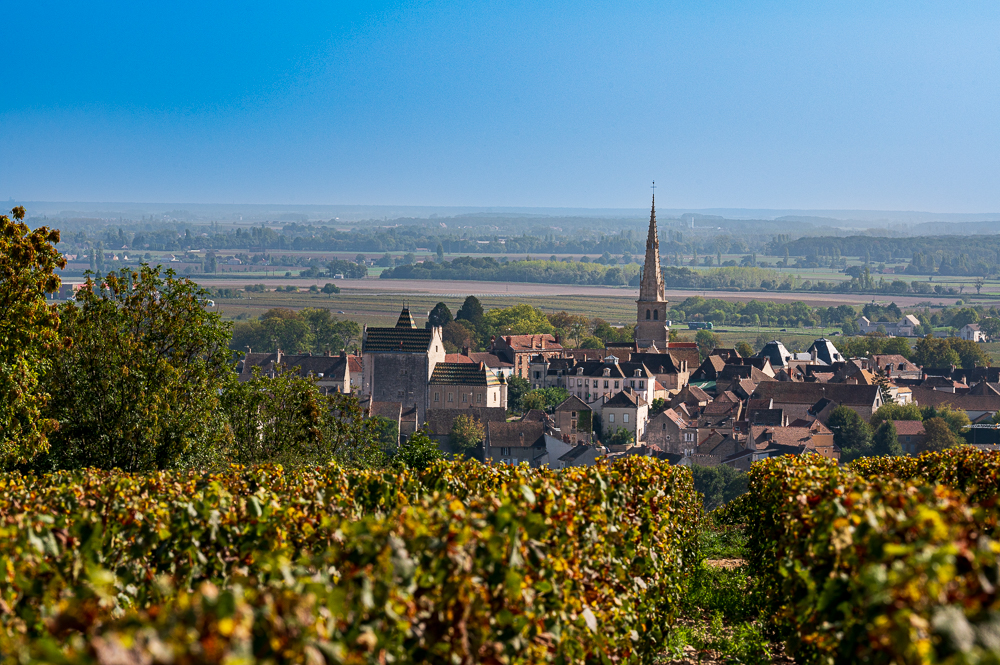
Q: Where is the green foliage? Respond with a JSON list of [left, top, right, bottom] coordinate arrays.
[[381, 256, 640, 287], [871, 420, 902, 457], [921, 404, 971, 438], [869, 401, 922, 429], [833, 333, 912, 359], [912, 335, 962, 368], [393, 428, 445, 470], [826, 405, 872, 461], [522, 391, 547, 412], [649, 397, 668, 417], [923, 416, 958, 451], [695, 329, 722, 360], [579, 335, 603, 349], [39, 267, 233, 472], [325, 259, 367, 278], [0, 207, 66, 468], [734, 341, 754, 358], [522, 387, 570, 412], [506, 375, 531, 413], [448, 413, 484, 453], [321, 282, 340, 294], [0, 458, 703, 663], [742, 451, 1000, 663], [691, 465, 749, 512], [231, 306, 360, 353], [606, 427, 635, 448], [427, 301, 453, 327], [483, 303, 555, 336]]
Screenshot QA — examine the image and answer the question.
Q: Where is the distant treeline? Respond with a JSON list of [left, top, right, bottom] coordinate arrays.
[[380, 256, 643, 286], [769, 235, 1000, 276]]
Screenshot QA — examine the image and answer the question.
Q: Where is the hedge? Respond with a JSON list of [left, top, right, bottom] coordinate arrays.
[[742, 452, 1000, 664], [850, 446, 1000, 505], [0, 458, 702, 663]]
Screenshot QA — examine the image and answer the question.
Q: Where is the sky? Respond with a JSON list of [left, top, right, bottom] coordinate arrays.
[[2, 1, 1000, 211]]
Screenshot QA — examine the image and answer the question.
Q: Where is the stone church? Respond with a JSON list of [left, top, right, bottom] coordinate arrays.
[[634, 193, 670, 349]]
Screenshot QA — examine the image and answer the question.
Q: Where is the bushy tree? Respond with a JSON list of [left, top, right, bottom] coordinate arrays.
[[0, 207, 67, 468], [449, 414, 485, 454], [691, 465, 749, 511], [923, 417, 957, 452], [870, 402, 922, 429], [695, 329, 722, 360], [40, 267, 233, 472], [912, 335, 961, 368], [871, 421, 902, 457], [827, 405, 872, 461], [606, 427, 635, 447], [506, 375, 531, 413], [920, 404, 970, 438], [427, 302, 453, 328], [735, 341, 754, 358], [483, 303, 555, 336], [394, 428, 445, 470]]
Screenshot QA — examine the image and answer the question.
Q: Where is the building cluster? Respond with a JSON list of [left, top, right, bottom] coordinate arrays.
[[237, 195, 1000, 468]]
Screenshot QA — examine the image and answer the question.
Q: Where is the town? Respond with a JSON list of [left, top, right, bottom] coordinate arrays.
[[238, 196, 1000, 474]]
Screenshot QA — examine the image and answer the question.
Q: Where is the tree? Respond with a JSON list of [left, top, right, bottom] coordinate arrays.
[[827, 405, 872, 461], [649, 398, 668, 417], [394, 428, 445, 470], [920, 404, 970, 438], [300, 307, 360, 352], [579, 336, 603, 349], [436, 243, 445, 262], [980, 317, 1000, 341], [442, 320, 477, 351], [912, 335, 961, 368], [923, 417, 957, 452], [735, 341, 754, 359], [522, 391, 547, 412], [449, 414, 485, 454], [691, 465, 748, 511], [975, 277, 985, 295], [0, 207, 67, 468], [870, 402, 922, 429], [355, 253, 366, 265], [205, 252, 217, 273], [606, 427, 635, 448], [871, 421, 902, 457], [40, 267, 233, 472], [951, 308, 980, 329], [948, 338, 991, 369], [321, 283, 340, 295], [456, 295, 484, 325], [506, 375, 531, 413], [695, 329, 722, 360], [427, 302, 453, 328], [483, 304, 555, 336]]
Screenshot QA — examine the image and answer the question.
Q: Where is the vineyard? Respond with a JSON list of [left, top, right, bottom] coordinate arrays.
[[4, 451, 1000, 663], [0, 458, 702, 663]]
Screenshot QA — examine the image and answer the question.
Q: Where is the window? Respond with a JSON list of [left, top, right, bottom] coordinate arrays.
[[434, 392, 440, 402], [477, 393, 482, 403], [630, 380, 635, 388], [653, 310, 658, 320], [500, 447, 511, 456], [396, 390, 404, 398], [571, 411, 577, 417], [614, 381, 619, 389], [462, 394, 468, 403], [623, 414, 629, 423], [448, 393, 454, 402], [534, 371, 540, 379], [639, 381, 645, 389], [494, 393, 497, 402], [684, 432, 695, 442], [609, 414, 615, 423], [905, 436, 911, 442], [662, 423, 666, 430], [646, 309, 650, 320], [604, 380, 609, 389]]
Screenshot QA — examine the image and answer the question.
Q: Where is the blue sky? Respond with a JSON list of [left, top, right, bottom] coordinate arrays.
[[3, 1, 999, 210]]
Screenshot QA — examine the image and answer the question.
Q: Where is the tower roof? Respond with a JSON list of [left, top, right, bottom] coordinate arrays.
[[395, 306, 416, 328], [638, 188, 665, 303]]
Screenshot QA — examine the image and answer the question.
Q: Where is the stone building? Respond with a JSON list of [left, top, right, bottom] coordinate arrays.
[[361, 306, 445, 422], [634, 192, 670, 349], [601, 387, 649, 442], [645, 407, 697, 454], [552, 395, 593, 444], [484, 421, 549, 467], [429, 361, 507, 410], [490, 334, 563, 379]]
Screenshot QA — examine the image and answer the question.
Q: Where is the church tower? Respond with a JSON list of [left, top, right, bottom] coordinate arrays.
[[635, 188, 669, 349]]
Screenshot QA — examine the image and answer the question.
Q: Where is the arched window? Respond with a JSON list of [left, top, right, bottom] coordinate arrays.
[[646, 309, 651, 320], [653, 309, 659, 320]]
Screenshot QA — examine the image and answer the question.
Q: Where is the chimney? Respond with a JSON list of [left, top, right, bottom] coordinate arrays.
[[462, 345, 470, 356], [340, 350, 347, 359], [541, 336, 546, 349], [276, 349, 283, 365]]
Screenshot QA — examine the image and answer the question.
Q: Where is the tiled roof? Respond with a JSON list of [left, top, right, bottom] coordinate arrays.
[[395, 307, 417, 328], [369, 401, 402, 421], [424, 407, 506, 436], [627, 352, 684, 374], [911, 387, 1000, 411], [240, 353, 348, 380], [429, 362, 499, 386], [891, 420, 925, 436], [747, 408, 784, 425], [750, 421, 832, 450], [496, 334, 562, 352], [752, 382, 881, 407], [604, 388, 647, 408], [363, 327, 433, 353], [555, 395, 591, 412], [487, 421, 547, 448], [559, 444, 596, 462], [521, 409, 548, 422]]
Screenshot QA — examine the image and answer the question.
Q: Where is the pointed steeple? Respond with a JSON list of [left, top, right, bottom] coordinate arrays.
[[395, 305, 416, 328], [639, 187, 664, 302]]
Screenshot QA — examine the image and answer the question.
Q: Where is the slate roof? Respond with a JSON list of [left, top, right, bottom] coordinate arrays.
[[363, 326, 434, 353], [969, 382, 1000, 396], [423, 407, 507, 436], [555, 395, 591, 413], [691, 355, 727, 381], [429, 362, 499, 386], [747, 408, 785, 425], [665, 342, 700, 369], [808, 338, 843, 365], [559, 445, 597, 462], [756, 340, 792, 368], [240, 352, 348, 381], [629, 352, 684, 374], [604, 387, 647, 408], [369, 401, 402, 421], [911, 387, 1000, 412]]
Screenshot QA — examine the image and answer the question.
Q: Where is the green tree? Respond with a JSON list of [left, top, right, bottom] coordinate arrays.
[[912, 335, 961, 368], [449, 413, 485, 454], [691, 465, 748, 511], [483, 303, 555, 336], [579, 335, 603, 349], [735, 341, 754, 358], [321, 283, 340, 295], [456, 295, 484, 323], [427, 302, 453, 328], [522, 391, 548, 412], [394, 427, 444, 470], [980, 317, 1000, 340], [695, 329, 722, 360], [205, 252, 217, 273], [870, 402, 922, 429], [950, 308, 980, 329], [606, 427, 635, 448], [920, 404, 970, 438], [506, 375, 531, 413], [923, 417, 957, 452], [948, 337, 991, 369], [649, 398, 668, 417], [871, 421, 902, 457], [40, 267, 233, 472], [436, 243, 445, 262], [827, 405, 872, 461], [300, 307, 360, 352], [0, 207, 67, 467]]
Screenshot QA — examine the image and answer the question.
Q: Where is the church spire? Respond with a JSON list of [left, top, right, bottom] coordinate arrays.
[[639, 184, 664, 302]]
